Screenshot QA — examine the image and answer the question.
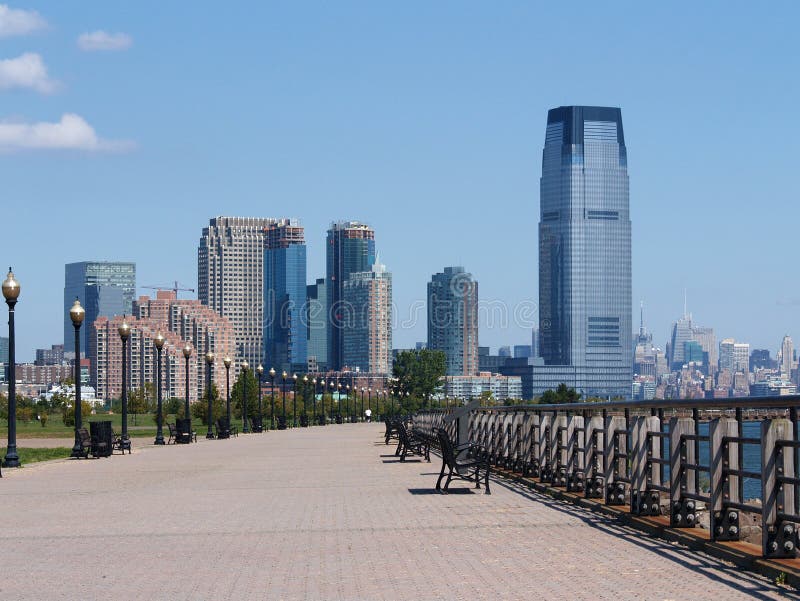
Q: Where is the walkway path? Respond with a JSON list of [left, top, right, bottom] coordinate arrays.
[[0, 424, 794, 600]]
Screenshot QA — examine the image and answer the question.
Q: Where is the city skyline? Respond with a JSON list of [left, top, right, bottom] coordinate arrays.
[[3, 3, 800, 361]]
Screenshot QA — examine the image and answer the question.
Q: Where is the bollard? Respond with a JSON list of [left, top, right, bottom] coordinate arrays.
[[585, 414, 605, 499], [761, 418, 797, 558], [670, 417, 697, 527], [710, 417, 740, 541]]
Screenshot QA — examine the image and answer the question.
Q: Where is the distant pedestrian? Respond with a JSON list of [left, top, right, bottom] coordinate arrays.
[[365, 408, 372, 423]]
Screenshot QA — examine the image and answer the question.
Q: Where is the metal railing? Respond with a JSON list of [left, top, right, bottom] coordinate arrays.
[[414, 396, 800, 559]]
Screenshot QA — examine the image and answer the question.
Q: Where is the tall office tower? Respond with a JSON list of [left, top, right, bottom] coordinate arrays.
[[779, 335, 794, 378], [263, 220, 307, 373], [64, 261, 136, 357], [427, 266, 479, 376], [531, 327, 539, 358], [341, 260, 392, 375], [668, 315, 693, 371], [536, 106, 632, 398], [198, 216, 278, 367], [306, 278, 328, 372], [326, 221, 376, 370], [719, 338, 750, 374], [691, 326, 716, 374], [0, 336, 8, 364]]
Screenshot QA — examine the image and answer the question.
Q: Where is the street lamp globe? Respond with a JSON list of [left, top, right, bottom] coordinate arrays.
[[183, 344, 192, 359], [241, 360, 249, 371], [69, 298, 85, 327], [154, 333, 165, 350], [303, 375, 308, 383], [223, 356, 231, 369], [118, 319, 130, 341], [2, 268, 20, 301], [205, 351, 214, 365], [270, 367, 276, 378], [257, 364, 264, 377]]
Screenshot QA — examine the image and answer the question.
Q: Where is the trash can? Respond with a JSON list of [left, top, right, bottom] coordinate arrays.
[[176, 418, 192, 443], [89, 421, 112, 457], [335, 414, 343, 424], [299, 414, 309, 428], [277, 415, 287, 430], [317, 414, 326, 426]]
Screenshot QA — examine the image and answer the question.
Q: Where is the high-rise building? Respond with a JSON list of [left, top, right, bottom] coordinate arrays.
[[263, 220, 307, 373], [198, 216, 280, 367], [779, 335, 794, 378], [691, 326, 716, 374], [427, 266, 479, 376], [326, 221, 376, 370], [91, 291, 235, 402], [0, 336, 8, 365], [750, 349, 777, 371], [63, 261, 136, 357], [306, 278, 328, 372], [719, 338, 750, 374], [341, 260, 392, 375], [514, 345, 533, 358], [668, 315, 693, 370], [35, 344, 64, 366], [498, 346, 512, 358], [535, 106, 632, 398]]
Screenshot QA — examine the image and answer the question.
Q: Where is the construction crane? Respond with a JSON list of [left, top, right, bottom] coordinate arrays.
[[142, 281, 195, 298]]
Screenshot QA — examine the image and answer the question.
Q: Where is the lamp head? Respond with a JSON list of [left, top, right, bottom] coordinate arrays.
[[205, 351, 215, 365], [282, 370, 287, 379], [257, 364, 264, 375], [69, 298, 85, 327], [223, 356, 231, 368], [303, 375, 308, 382], [269, 367, 276, 377], [154, 332, 165, 350], [241, 360, 249, 371], [118, 319, 131, 340], [2, 267, 20, 302], [183, 343, 192, 359]]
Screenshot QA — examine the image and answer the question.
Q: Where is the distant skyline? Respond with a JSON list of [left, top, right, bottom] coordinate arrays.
[[3, 2, 800, 361]]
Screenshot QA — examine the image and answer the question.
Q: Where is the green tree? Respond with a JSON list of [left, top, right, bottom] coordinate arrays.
[[392, 349, 446, 408], [191, 384, 224, 425], [62, 400, 94, 426], [538, 383, 581, 404], [231, 369, 260, 420]]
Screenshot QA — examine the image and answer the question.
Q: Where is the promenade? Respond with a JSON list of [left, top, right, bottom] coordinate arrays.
[[1, 424, 794, 600]]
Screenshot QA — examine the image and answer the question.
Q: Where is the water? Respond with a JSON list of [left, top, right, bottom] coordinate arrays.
[[658, 421, 762, 500]]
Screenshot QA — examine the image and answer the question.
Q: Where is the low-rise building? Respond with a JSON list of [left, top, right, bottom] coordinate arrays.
[[443, 372, 522, 402]]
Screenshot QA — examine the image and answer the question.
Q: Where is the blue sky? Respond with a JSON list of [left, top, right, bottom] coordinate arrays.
[[1, 1, 799, 361]]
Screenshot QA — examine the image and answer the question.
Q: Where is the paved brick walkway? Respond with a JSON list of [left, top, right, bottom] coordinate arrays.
[[0, 424, 795, 600]]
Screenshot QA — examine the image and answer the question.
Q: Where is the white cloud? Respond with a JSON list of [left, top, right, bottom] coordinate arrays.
[[0, 113, 135, 152], [77, 30, 132, 51], [0, 53, 57, 93], [0, 4, 47, 38]]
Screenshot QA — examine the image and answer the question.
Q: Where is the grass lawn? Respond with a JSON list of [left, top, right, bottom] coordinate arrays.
[[0, 414, 190, 439], [2, 446, 73, 464]]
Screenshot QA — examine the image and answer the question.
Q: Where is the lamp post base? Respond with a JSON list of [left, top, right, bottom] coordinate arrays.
[[2, 450, 20, 468], [154, 437, 165, 445]]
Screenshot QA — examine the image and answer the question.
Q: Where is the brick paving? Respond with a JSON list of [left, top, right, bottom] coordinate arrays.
[[0, 424, 795, 600]]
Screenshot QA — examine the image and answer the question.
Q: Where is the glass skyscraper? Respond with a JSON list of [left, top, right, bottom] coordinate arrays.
[[326, 221, 376, 370], [536, 106, 632, 398], [263, 220, 307, 373], [64, 261, 136, 356]]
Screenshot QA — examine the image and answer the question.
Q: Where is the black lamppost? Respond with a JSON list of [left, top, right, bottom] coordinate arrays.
[[257, 365, 264, 426], [269, 367, 276, 429], [292, 373, 298, 427], [153, 333, 166, 445], [205, 351, 215, 439], [242, 361, 250, 433], [182, 343, 192, 426], [69, 299, 85, 458], [119, 319, 131, 443], [366, 388, 371, 420], [320, 379, 326, 424], [2, 268, 20, 468], [337, 382, 342, 421], [328, 379, 335, 423], [312, 377, 317, 424], [281, 370, 287, 427], [302, 375, 308, 425], [345, 384, 350, 422], [223, 356, 232, 429]]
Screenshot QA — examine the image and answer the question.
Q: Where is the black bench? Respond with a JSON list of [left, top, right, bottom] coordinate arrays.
[[216, 418, 238, 439], [384, 418, 400, 445], [435, 427, 491, 494], [112, 428, 132, 454], [395, 422, 430, 462]]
